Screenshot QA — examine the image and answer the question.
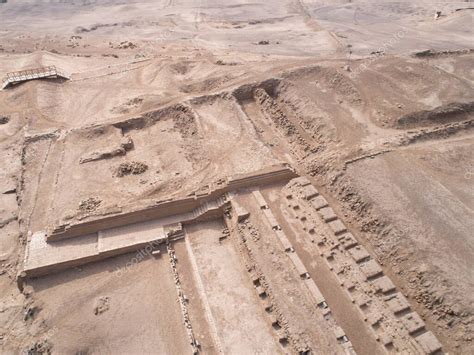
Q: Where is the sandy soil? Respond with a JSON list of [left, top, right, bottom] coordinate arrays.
[[0, 0, 473, 354], [185, 220, 282, 354]]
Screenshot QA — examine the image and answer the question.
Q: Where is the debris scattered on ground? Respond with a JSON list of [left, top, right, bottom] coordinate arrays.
[[114, 161, 148, 177], [78, 197, 102, 213], [94, 296, 110, 315], [25, 340, 52, 355], [215, 60, 238, 66], [116, 41, 137, 49]]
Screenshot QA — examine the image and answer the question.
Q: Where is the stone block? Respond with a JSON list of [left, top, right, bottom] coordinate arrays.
[[367, 312, 382, 326], [344, 280, 356, 291], [402, 312, 425, 335], [263, 299, 273, 312], [328, 219, 347, 235], [269, 314, 279, 327], [304, 278, 326, 305], [322, 307, 332, 317], [360, 259, 383, 280], [256, 285, 267, 298], [263, 209, 280, 230], [334, 326, 346, 340], [318, 207, 338, 222], [416, 331, 442, 354], [302, 184, 319, 200], [380, 334, 393, 347], [355, 294, 370, 308], [310, 195, 328, 210], [338, 232, 358, 250], [275, 230, 293, 252], [386, 293, 411, 315], [288, 252, 309, 278], [293, 176, 311, 187], [233, 201, 250, 222], [349, 246, 371, 263], [372, 276, 396, 294], [357, 300, 370, 311], [252, 190, 268, 209], [277, 330, 288, 344]]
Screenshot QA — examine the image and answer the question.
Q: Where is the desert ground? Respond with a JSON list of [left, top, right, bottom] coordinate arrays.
[[0, 0, 473, 354]]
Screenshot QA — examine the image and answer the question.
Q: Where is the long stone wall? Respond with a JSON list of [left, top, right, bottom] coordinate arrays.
[[48, 164, 297, 241], [22, 165, 296, 278]]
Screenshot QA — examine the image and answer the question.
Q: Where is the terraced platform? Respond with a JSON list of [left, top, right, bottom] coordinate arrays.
[[22, 164, 295, 277], [20, 158, 445, 353]]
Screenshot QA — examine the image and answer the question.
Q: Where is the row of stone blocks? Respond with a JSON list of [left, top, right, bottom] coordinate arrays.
[[290, 176, 443, 355], [226, 203, 299, 351], [251, 189, 356, 354], [229, 201, 350, 354], [167, 244, 200, 354]]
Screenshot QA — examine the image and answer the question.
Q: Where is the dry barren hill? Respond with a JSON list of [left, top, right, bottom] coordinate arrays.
[[0, 1, 473, 354]]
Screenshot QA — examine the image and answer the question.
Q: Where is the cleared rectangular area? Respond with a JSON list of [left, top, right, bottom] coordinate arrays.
[[29, 250, 191, 354], [185, 220, 281, 354]]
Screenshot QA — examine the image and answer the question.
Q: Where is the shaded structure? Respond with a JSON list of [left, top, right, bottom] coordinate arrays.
[[1, 65, 70, 89]]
